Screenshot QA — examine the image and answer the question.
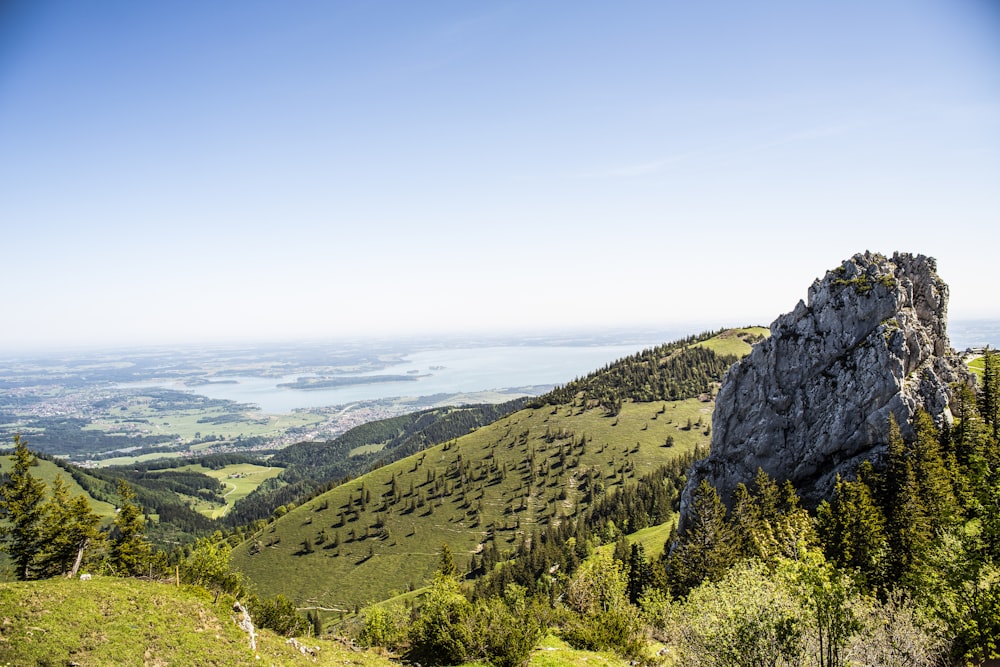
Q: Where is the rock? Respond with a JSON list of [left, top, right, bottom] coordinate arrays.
[[680, 251, 973, 519], [233, 601, 257, 651]]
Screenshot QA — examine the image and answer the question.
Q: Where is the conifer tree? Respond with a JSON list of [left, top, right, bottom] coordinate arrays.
[[110, 479, 151, 577], [0, 435, 47, 580], [666, 478, 735, 596], [883, 416, 932, 587], [438, 542, 457, 577], [37, 475, 103, 578], [981, 347, 998, 439], [816, 472, 887, 590]]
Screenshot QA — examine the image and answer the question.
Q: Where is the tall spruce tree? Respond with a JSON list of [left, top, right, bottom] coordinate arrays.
[[37, 475, 103, 578], [0, 435, 47, 580], [981, 347, 999, 440], [110, 480, 151, 577], [816, 470, 888, 590], [666, 478, 735, 596]]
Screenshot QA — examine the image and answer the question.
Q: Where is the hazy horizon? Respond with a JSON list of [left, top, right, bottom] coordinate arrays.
[[2, 1, 997, 350]]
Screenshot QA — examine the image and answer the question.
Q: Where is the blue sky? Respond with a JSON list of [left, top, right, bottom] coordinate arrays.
[[1, 1, 998, 350]]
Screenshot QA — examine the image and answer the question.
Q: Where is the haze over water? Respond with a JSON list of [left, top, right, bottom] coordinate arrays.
[[131, 319, 999, 414]]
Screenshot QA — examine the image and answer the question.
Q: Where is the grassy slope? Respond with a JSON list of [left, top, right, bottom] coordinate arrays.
[[232, 397, 713, 611], [0, 577, 636, 667], [176, 462, 284, 519], [232, 329, 769, 611], [691, 326, 768, 357], [0, 576, 397, 667], [0, 456, 117, 517]]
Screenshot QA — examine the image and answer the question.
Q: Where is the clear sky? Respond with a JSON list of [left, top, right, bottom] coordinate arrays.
[[1, 1, 998, 351]]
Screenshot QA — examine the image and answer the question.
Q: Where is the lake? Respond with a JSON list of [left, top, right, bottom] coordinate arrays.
[[123, 319, 1000, 414], [161, 343, 654, 413]]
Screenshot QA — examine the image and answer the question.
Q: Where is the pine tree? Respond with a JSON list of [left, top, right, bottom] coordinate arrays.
[[911, 409, 959, 527], [110, 480, 151, 577], [816, 472, 887, 590], [981, 347, 999, 440], [882, 416, 932, 587], [37, 475, 103, 578], [666, 479, 735, 596], [0, 435, 47, 580], [439, 543, 457, 577]]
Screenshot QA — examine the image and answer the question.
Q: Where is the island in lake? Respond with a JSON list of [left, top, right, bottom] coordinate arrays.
[[278, 374, 430, 390]]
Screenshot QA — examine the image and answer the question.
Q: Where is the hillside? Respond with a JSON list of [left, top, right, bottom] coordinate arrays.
[[223, 400, 530, 527], [0, 576, 397, 667], [231, 329, 762, 610]]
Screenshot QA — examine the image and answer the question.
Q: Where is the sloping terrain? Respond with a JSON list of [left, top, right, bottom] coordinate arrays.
[[0, 576, 397, 667], [232, 329, 764, 609]]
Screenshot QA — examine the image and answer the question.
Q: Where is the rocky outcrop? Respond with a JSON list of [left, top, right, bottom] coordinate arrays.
[[680, 251, 973, 517]]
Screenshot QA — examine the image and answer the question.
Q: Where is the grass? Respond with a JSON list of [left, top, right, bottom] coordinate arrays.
[[626, 519, 676, 559], [0, 455, 117, 517], [175, 463, 285, 519], [231, 396, 713, 615], [523, 635, 634, 667], [690, 326, 769, 358], [968, 355, 985, 381], [0, 576, 399, 667]]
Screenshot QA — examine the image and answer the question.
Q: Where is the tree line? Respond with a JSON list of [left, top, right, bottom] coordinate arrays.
[[530, 331, 738, 414]]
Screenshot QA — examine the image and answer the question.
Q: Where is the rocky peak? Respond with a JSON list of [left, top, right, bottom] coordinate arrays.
[[680, 251, 972, 516]]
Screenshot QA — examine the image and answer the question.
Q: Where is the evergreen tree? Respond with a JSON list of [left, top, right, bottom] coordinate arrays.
[[882, 415, 933, 588], [438, 543, 457, 577], [0, 435, 47, 580], [110, 479, 151, 577], [816, 471, 887, 590], [981, 347, 999, 440], [666, 479, 735, 596], [626, 543, 654, 604], [911, 409, 959, 527], [37, 475, 103, 578]]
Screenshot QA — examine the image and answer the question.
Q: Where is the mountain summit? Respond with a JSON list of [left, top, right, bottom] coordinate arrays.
[[681, 251, 972, 514]]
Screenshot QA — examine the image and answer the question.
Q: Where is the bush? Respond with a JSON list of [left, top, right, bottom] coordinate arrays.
[[246, 593, 308, 637], [357, 603, 408, 651], [407, 574, 475, 665], [467, 585, 544, 667], [560, 551, 645, 659]]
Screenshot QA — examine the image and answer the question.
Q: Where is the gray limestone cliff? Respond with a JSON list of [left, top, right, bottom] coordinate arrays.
[[680, 251, 973, 520]]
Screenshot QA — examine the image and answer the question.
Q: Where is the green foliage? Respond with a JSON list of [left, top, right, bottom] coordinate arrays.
[[181, 532, 243, 596], [407, 573, 475, 665], [35, 475, 103, 578], [561, 551, 645, 659], [466, 585, 545, 667], [247, 592, 308, 637], [666, 478, 736, 596], [358, 602, 409, 650], [817, 470, 888, 589], [109, 480, 151, 577], [669, 559, 806, 667], [0, 435, 47, 580], [438, 542, 457, 577], [778, 550, 858, 667]]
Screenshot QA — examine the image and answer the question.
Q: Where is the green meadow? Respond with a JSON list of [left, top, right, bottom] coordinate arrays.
[[176, 462, 285, 519]]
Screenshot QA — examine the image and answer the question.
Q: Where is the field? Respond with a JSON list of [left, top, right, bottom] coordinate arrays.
[[175, 462, 285, 518], [692, 326, 769, 357], [83, 402, 326, 445]]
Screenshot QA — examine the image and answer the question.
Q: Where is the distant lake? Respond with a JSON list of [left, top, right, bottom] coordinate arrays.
[[161, 344, 649, 413], [120, 320, 1000, 414]]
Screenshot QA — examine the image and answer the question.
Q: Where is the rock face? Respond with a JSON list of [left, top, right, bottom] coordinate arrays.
[[680, 251, 972, 518]]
